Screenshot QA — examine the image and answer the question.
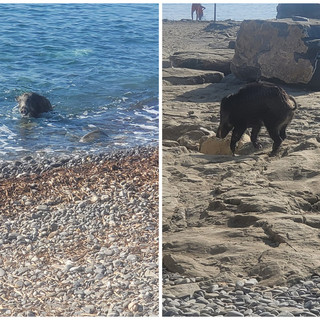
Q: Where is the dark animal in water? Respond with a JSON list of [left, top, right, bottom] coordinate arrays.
[[216, 82, 297, 156], [16, 92, 53, 117]]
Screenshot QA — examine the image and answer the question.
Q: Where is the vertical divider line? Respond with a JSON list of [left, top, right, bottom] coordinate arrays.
[[158, 1, 163, 317]]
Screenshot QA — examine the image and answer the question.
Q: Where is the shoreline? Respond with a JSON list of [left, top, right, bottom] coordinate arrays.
[[0, 144, 158, 179], [0, 146, 159, 316], [1, 145, 158, 213]]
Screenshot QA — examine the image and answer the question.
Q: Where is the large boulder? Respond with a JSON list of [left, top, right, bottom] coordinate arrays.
[[231, 19, 320, 90], [277, 4, 320, 19]]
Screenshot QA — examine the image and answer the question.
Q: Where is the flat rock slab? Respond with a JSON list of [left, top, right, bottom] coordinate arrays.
[[163, 68, 224, 85], [163, 147, 320, 286], [170, 50, 234, 74], [163, 282, 201, 299], [163, 253, 220, 278]]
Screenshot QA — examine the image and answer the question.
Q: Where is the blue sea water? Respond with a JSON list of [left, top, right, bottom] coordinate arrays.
[[163, 3, 278, 21], [0, 4, 159, 160]]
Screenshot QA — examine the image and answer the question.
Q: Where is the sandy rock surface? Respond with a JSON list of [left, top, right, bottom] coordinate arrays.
[[162, 20, 320, 287]]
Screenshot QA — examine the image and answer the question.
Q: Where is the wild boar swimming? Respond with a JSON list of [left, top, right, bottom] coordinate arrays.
[[216, 81, 297, 156], [16, 92, 53, 117]]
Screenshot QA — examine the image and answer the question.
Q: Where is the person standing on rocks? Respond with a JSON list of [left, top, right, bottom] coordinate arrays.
[[191, 4, 206, 21]]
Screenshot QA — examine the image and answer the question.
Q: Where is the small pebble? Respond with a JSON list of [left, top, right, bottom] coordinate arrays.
[[225, 310, 244, 317]]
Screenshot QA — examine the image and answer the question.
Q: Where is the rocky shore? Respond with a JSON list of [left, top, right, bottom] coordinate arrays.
[[163, 271, 320, 317], [162, 19, 320, 315], [0, 147, 159, 316]]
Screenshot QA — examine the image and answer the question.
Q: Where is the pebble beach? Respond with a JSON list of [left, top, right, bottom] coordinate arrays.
[[0, 147, 159, 316], [163, 271, 320, 317]]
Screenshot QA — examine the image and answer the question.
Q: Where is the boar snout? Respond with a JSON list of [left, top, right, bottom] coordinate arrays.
[[19, 106, 28, 115], [216, 126, 222, 138], [21, 108, 27, 115], [216, 123, 232, 139]]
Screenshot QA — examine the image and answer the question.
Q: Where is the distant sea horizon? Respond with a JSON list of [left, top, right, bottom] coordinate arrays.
[[163, 3, 278, 21]]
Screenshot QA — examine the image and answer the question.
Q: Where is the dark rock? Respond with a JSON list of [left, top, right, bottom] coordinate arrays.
[[79, 129, 108, 143], [277, 4, 320, 19]]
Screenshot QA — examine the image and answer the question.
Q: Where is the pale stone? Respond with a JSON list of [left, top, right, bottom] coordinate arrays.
[[163, 282, 201, 299], [199, 134, 250, 155]]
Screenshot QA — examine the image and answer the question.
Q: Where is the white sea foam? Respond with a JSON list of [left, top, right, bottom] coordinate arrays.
[[132, 124, 158, 131], [134, 111, 155, 121], [1, 145, 27, 152], [0, 139, 8, 148], [114, 142, 129, 146], [144, 108, 159, 115], [0, 125, 17, 137]]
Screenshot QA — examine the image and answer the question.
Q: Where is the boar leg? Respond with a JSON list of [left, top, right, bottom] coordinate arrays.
[[279, 111, 294, 141], [266, 126, 283, 156], [230, 125, 247, 155], [279, 125, 288, 140], [251, 122, 263, 149]]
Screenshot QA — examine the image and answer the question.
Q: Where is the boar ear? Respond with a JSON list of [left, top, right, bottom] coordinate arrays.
[[221, 95, 233, 111], [221, 96, 229, 105]]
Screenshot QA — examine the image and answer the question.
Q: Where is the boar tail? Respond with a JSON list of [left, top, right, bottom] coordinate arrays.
[[289, 95, 298, 110]]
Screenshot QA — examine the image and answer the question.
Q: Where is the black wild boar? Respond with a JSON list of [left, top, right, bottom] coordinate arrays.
[[16, 92, 53, 117], [216, 82, 297, 156]]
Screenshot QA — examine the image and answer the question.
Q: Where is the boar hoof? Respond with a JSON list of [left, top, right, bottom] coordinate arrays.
[[253, 142, 263, 149], [268, 150, 278, 157]]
